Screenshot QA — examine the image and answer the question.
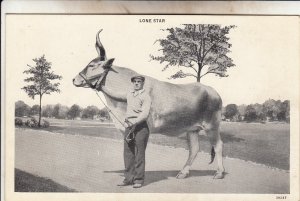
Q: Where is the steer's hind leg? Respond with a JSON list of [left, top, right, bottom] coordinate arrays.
[[205, 114, 225, 179], [214, 135, 225, 179], [176, 130, 200, 179]]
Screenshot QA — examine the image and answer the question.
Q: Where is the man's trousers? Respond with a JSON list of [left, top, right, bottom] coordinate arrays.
[[123, 121, 149, 184]]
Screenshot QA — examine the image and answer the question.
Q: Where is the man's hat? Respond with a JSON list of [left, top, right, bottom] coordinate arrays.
[[131, 75, 145, 82]]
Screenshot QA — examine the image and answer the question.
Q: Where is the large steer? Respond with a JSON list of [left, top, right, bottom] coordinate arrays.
[[73, 30, 225, 179]]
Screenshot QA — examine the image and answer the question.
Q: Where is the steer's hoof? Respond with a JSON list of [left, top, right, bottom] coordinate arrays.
[[213, 172, 224, 179], [176, 171, 189, 179]]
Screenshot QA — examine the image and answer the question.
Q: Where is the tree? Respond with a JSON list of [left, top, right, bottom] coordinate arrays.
[[82, 106, 100, 119], [15, 101, 30, 117], [244, 105, 257, 122], [277, 100, 290, 122], [262, 99, 280, 121], [52, 104, 60, 118], [224, 104, 238, 120], [151, 24, 236, 82], [283, 100, 290, 123], [99, 108, 111, 121], [30, 104, 40, 116], [237, 104, 247, 117], [68, 104, 82, 119], [42, 105, 54, 118], [253, 103, 265, 121], [22, 55, 62, 127], [59, 105, 69, 119], [52, 104, 69, 119]]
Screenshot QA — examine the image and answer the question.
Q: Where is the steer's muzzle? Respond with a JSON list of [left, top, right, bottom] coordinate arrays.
[[73, 75, 86, 87]]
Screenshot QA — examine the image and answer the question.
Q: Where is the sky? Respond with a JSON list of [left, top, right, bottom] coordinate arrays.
[[5, 15, 299, 108]]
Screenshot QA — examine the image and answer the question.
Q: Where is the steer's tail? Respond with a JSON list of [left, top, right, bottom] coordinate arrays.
[[209, 146, 216, 164]]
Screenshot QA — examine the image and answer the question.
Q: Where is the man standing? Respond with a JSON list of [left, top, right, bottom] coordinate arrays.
[[101, 75, 151, 188]]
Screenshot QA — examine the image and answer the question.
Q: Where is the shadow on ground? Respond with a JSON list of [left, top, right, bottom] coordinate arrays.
[[104, 169, 217, 186], [15, 169, 76, 192], [44, 126, 65, 132]]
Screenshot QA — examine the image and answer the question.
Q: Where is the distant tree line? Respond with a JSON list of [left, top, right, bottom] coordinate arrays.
[[222, 99, 290, 123], [15, 101, 111, 121], [15, 98, 290, 123]]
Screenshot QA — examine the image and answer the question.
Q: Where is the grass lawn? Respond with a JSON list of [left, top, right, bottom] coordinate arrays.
[[16, 118, 290, 170], [219, 122, 289, 170]]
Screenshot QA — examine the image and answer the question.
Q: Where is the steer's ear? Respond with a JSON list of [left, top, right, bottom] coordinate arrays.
[[102, 58, 115, 69]]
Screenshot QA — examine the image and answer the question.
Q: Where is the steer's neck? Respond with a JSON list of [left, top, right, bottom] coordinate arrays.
[[104, 66, 136, 96]]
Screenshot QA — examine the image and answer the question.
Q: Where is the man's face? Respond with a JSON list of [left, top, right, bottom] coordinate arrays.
[[132, 79, 144, 91]]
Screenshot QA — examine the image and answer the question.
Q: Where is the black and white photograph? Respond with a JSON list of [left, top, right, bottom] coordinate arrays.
[[2, 1, 300, 201]]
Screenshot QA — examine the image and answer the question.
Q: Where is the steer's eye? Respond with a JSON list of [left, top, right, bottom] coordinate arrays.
[[89, 66, 97, 71]]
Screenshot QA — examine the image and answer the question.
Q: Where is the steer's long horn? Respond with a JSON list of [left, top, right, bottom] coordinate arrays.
[[95, 29, 107, 61]]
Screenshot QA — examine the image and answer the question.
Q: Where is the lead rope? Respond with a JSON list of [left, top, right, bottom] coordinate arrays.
[[93, 89, 127, 128], [81, 70, 135, 141], [94, 89, 136, 143]]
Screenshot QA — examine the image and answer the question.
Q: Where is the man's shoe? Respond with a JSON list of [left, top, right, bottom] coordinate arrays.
[[117, 182, 132, 187], [133, 183, 142, 188]]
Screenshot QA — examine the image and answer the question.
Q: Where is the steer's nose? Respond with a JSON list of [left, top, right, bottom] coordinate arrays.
[[72, 78, 75, 83]]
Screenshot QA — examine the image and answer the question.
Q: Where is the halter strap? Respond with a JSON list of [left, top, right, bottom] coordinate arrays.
[[79, 68, 110, 90], [79, 68, 132, 131]]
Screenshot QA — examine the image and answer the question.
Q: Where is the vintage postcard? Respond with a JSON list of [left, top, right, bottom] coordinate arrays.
[[1, 1, 300, 201]]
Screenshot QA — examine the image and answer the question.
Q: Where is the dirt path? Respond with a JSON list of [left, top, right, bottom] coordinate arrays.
[[15, 129, 289, 193]]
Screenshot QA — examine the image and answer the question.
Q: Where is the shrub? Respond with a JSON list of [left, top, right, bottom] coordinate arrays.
[[25, 117, 38, 128], [40, 119, 50, 128], [21, 117, 50, 128], [15, 118, 23, 126]]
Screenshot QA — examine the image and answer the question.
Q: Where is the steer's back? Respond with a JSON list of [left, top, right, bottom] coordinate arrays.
[[146, 78, 222, 135]]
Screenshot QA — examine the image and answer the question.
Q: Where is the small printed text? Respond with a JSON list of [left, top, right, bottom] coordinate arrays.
[[139, 18, 166, 23], [276, 196, 287, 199]]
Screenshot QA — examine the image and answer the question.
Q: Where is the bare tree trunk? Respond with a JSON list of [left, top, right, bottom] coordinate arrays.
[[197, 63, 202, 82], [38, 95, 42, 127]]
